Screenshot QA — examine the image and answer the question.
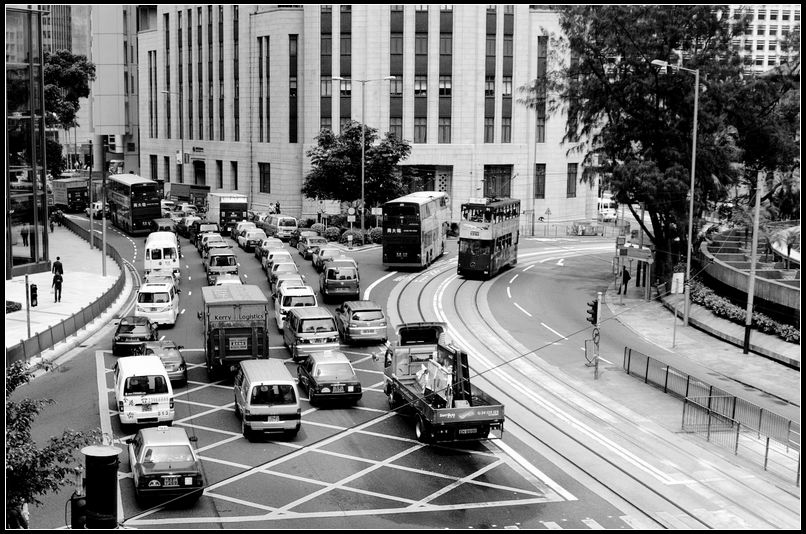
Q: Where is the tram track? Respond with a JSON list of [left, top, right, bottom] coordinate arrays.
[[386, 252, 798, 529]]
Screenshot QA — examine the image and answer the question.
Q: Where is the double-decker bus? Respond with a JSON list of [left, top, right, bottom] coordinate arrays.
[[382, 191, 450, 269], [457, 197, 520, 278], [106, 174, 161, 236]]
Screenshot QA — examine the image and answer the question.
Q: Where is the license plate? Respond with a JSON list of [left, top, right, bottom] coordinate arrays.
[[333, 385, 344, 393], [163, 477, 179, 487], [229, 337, 247, 350], [266, 415, 279, 423], [142, 403, 152, 412], [313, 338, 325, 344], [458, 428, 477, 435]]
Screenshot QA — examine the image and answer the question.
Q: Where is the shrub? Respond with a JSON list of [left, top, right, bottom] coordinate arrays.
[[6, 300, 22, 314], [340, 229, 365, 246], [299, 218, 316, 229], [310, 223, 325, 235], [369, 227, 383, 244], [329, 214, 347, 228], [324, 226, 342, 241]]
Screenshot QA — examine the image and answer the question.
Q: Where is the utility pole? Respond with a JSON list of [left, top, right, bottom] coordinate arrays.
[[88, 139, 94, 249], [743, 171, 763, 354]]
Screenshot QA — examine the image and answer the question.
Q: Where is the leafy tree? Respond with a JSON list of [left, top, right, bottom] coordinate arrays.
[[516, 5, 788, 281], [5, 361, 101, 513], [44, 49, 96, 129], [303, 121, 412, 210], [45, 138, 66, 178]]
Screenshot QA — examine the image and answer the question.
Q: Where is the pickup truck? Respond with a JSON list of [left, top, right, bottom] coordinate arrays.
[[382, 322, 505, 444]]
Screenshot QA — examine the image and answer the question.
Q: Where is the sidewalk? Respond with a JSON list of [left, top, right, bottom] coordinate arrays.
[[606, 283, 801, 422], [5, 222, 125, 360]]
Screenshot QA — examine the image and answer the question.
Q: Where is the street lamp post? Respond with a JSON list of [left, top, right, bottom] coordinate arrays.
[[332, 76, 396, 235], [161, 90, 184, 185], [651, 59, 699, 326]]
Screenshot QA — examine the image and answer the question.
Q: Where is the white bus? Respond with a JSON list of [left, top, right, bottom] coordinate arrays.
[[382, 191, 450, 268]]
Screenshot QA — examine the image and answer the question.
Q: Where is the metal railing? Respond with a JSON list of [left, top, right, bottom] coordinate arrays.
[[5, 218, 126, 366], [623, 347, 801, 485]]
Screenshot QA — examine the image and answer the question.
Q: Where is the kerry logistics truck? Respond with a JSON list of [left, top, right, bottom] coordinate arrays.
[[199, 285, 270, 378]]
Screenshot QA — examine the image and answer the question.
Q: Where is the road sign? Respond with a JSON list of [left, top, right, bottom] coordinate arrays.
[[592, 328, 600, 345], [348, 207, 356, 215], [545, 208, 552, 216], [347, 215, 356, 222], [371, 207, 382, 215]]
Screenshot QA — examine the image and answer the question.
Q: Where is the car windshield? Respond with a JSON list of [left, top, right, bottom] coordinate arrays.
[[352, 310, 384, 321], [250, 384, 297, 405], [279, 218, 296, 227], [274, 263, 297, 273], [282, 295, 316, 307], [315, 362, 355, 380], [138, 292, 170, 304], [319, 249, 338, 259], [143, 445, 194, 463], [301, 318, 336, 333], [213, 255, 237, 266], [124, 375, 169, 395], [200, 224, 218, 232], [327, 267, 357, 280], [308, 237, 327, 246]]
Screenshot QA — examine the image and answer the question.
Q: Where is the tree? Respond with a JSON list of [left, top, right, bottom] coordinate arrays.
[[517, 6, 775, 281], [44, 49, 96, 130], [5, 361, 101, 514], [303, 121, 413, 209], [45, 138, 66, 178]]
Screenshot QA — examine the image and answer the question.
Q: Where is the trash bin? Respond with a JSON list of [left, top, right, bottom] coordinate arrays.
[[30, 283, 38, 307]]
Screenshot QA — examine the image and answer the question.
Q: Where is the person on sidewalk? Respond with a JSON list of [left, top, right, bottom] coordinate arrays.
[[274, 201, 281, 214], [618, 266, 631, 295], [49, 216, 55, 233], [21, 223, 30, 246], [52, 256, 64, 275], [52, 273, 63, 302]]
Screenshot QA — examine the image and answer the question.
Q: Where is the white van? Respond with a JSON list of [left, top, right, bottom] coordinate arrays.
[[263, 215, 298, 241], [233, 359, 301, 440], [135, 281, 180, 326], [114, 355, 175, 427], [273, 285, 317, 330], [145, 231, 181, 282]]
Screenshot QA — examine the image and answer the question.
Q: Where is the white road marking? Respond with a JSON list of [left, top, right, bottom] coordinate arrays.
[[509, 274, 518, 284], [541, 322, 567, 340], [514, 303, 532, 317], [507, 287, 511, 299], [522, 265, 534, 272], [556, 258, 565, 266], [364, 270, 398, 301]]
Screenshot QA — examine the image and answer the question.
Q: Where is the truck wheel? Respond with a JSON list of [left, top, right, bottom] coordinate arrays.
[[415, 415, 433, 444], [241, 419, 252, 441]]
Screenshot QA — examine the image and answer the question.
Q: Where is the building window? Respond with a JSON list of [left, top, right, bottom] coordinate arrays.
[[438, 118, 451, 143], [534, 164, 545, 199], [321, 117, 332, 131], [231, 161, 238, 190], [390, 117, 403, 138], [502, 76, 512, 96], [485, 76, 495, 97], [415, 5, 428, 11], [501, 117, 511, 143], [439, 75, 451, 96], [770, 10, 778, 20], [216, 160, 223, 188], [769, 26, 777, 36], [440, 5, 453, 11], [259, 162, 271, 193], [744, 40, 752, 51], [484, 165, 512, 198], [757, 25, 765, 35], [415, 33, 428, 54], [566, 163, 577, 198], [782, 10, 790, 21], [486, 36, 496, 56], [503, 35, 513, 57], [756, 41, 765, 50], [340, 78, 352, 96], [391, 5, 404, 12], [414, 117, 427, 143], [289, 77, 297, 97], [414, 75, 427, 96], [440, 33, 452, 54], [757, 9, 766, 20], [390, 33, 403, 54], [484, 117, 494, 143], [321, 77, 332, 96], [321, 35, 332, 55], [536, 105, 546, 143], [341, 35, 351, 55], [164, 156, 171, 184], [390, 77, 403, 96]]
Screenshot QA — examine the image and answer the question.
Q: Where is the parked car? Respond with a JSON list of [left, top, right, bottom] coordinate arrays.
[[334, 300, 388, 344], [127, 426, 205, 505], [233, 221, 257, 241], [297, 235, 329, 260], [296, 350, 362, 405], [112, 316, 158, 356], [312, 246, 342, 272], [141, 340, 187, 385], [289, 228, 319, 249]]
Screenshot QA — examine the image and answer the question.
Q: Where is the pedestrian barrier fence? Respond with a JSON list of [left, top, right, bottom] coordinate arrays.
[[623, 347, 801, 486], [6, 219, 126, 366]]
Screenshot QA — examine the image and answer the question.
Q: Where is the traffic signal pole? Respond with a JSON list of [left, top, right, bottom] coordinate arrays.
[[585, 292, 602, 380]]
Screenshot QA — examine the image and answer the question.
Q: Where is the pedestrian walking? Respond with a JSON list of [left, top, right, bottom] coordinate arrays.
[[274, 201, 281, 214], [52, 256, 64, 275], [56, 209, 64, 226], [21, 222, 29, 246], [618, 266, 631, 295], [49, 215, 55, 233], [52, 272, 63, 302]]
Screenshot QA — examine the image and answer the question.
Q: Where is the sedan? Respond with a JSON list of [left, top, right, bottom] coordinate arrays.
[[297, 350, 362, 405], [289, 229, 319, 249], [297, 236, 328, 260], [127, 426, 205, 505], [254, 237, 285, 261], [113, 316, 158, 356], [312, 246, 341, 272], [268, 261, 300, 291], [142, 340, 187, 385]]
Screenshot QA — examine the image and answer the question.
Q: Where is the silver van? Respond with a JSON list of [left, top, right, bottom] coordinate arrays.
[[233, 359, 301, 440], [282, 307, 340, 362]]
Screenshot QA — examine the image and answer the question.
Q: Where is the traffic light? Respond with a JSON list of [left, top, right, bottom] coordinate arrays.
[[586, 299, 598, 325]]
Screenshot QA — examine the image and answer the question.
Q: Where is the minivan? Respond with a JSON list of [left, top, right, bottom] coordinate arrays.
[[144, 232, 181, 282], [274, 285, 317, 330], [206, 248, 238, 285], [135, 281, 180, 326], [233, 359, 301, 440], [283, 307, 340, 362], [320, 264, 360, 303], [262, 215, 298, 241], [114, 355, 175, 428], [150, 218, 177, 235]]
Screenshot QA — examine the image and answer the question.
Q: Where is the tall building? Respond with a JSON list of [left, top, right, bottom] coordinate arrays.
[[729, 5, 801, 72], [40, 4, 72, 53], [138, 4, 598, 223]]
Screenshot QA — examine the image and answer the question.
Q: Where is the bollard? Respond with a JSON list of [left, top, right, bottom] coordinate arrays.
[[81, 445, 121, 529]]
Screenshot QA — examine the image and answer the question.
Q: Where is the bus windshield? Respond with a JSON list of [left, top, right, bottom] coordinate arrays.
[[384, 204, 420, 224], [132, 184, 160, 204]]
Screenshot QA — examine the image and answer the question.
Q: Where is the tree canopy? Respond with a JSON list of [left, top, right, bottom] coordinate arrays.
[[518, 5, 800, 280], [5, 361, 100, 511], [44, 49, 96, 129], [303, 121, 412, 209]]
